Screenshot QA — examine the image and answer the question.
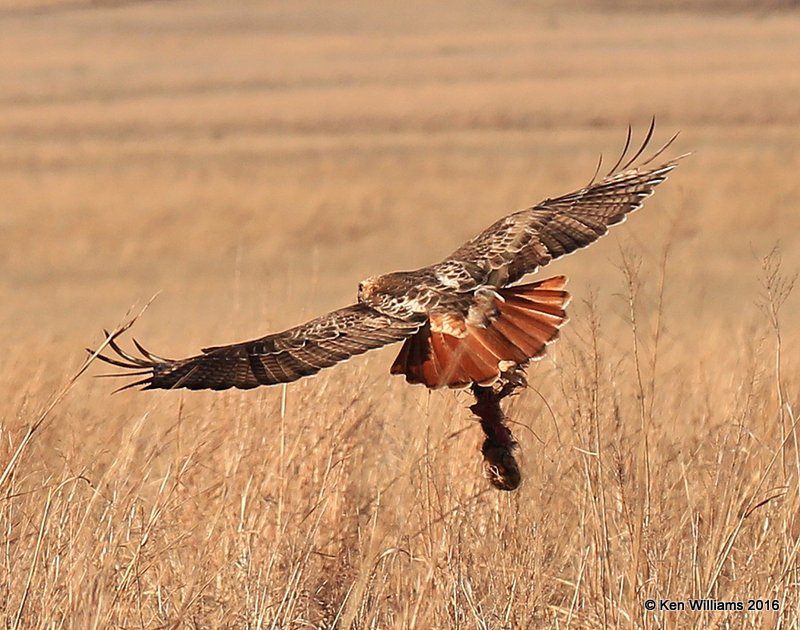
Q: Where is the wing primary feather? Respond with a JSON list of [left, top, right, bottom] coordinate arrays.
[[606, 123, 633, 176], [112, 376, 157, 394], [132, 337, 170, 363], [95, 370, 152, 378], [90, 350, 144, 370], [640, 130, 682, 167], [619, 115, 656, 172], [105, 333, 152, 367]]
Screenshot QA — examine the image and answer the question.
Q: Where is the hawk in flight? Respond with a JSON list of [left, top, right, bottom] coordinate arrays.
[[95, 124, 681, 393]]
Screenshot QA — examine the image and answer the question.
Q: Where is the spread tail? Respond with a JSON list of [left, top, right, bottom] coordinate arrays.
[[390, 275, 570, 388]]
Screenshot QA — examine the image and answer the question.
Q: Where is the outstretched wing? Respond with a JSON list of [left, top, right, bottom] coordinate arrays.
[[435, 123, 683, 290], [94, 304, 423, 391]]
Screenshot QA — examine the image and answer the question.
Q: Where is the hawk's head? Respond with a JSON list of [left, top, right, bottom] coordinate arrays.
[[357, 272, 427, 319], [357, 273, 411, 306], [358, 276, 375, 304]]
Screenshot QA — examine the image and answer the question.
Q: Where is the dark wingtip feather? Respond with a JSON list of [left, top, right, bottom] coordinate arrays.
[[606, 123, 633, 176], [111, 376, 155, 394], [641, 129, 683, 168], [87, 328, 170, 391], [95, 370, 152, 378], [619, 116, 657, 172], [132, 337, 170, 363], [92, 351, 146, 370]]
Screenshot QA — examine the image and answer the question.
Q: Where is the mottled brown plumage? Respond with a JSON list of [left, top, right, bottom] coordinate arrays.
[[93, 123, 682, 392]]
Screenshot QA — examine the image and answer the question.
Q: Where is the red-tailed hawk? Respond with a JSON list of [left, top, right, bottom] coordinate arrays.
[[95, 125, 681, 392]]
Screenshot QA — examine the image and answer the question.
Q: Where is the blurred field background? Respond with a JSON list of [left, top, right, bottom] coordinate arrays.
[[2, 1, 800, 627]]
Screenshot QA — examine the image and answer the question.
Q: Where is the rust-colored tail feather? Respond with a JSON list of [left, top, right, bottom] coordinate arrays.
[[441, 332, 486, 384], [391, 275, 570, 388], [468, 323, 528, 365]]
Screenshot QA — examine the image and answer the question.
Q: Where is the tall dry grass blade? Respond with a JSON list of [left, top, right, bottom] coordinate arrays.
[[11, 487, 53, 629], [0, 297, 157, 495]]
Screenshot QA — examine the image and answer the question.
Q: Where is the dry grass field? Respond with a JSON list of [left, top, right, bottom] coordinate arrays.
[[2, 1, 800, 627]]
